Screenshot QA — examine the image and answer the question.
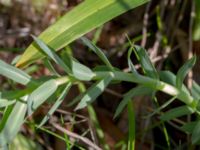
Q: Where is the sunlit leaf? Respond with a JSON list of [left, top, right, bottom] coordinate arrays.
[[16, 0, 149, 67]]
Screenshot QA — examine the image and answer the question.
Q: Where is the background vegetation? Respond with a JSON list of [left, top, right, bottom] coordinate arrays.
[[0, 0, 200, 149]]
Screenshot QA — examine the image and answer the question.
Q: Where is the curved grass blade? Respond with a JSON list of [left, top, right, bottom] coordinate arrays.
[[176, 56, 196, 89], [39, 83, 72, 127], [192, 120, 200, 144], [81, 37, 113, 70], [32, 36, 71, 74], [75, 75, 113, 110], [0, 60, 31, 85], [27, 79, 59, 116], [191, 81, 200, 100], [16, 0, 149, 67], [127, 101, 135, 150], [181, 121, 198, 134], [0, 96, 28, 146], [160, 105, 194, 121], [127, 46, 138, 74], [132, 45, 158, 79], [114, 86, 152, 118]]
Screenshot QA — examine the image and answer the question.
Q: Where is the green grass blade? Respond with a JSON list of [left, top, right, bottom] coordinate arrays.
[[32, 36, 71, 74], [75, 75, 113, 110], [127, 46, 138, 74], [27, 79, 59, 116], [181, 121, 198, 134], [192, 120, 200, 144], [81, 37, 114, 70], [127, 101, 135, 150], [114, 86, 152, 118], [160, 105, 195, 121], [133, 45, 158, 79], [0, 96, 28, 146], [0, 60, 31, 85], [39, 83, 72, 127], [191, 81, 200, 100], [176, 56, 196, 89], [16, 0, 149, 67]]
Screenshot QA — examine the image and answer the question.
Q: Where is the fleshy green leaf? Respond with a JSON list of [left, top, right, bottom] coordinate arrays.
[[0, 60, 31, 85], [39, 83, 72, 127], [70, 58, 95, 81], [28, 79, 59, 116], [114, 86, 152, 118], [75, 75, 113, 110], [160, 105, 194, 121], [81, 37, 113, 70], [16, 0, 149, 67], [176, 56, 196, 89]]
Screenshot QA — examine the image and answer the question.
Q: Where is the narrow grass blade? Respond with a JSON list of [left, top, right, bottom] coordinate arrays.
[[146, 96, 176, 118], [0, 96, 28, 146], [192, 120, 200, 144], [75, 76, 113, 110], [27, 79, 59, 116], [191, 81, 200, 100], [114, 86, 152, 118], [16, 0, 149, 67], [160, 105, 194, 121], [132, 45, 158, 79], [32, 36, 71, 74], [127, 101, 135, 150], [81, 37, 114, 70], [87, 105, 110, 150], [181, 121, 198, 134], [176, 56, 196, 89], [39, 83, 72, 127], [127, 46, 138, 74], [43, 59, 61, 77], [0, 60, 31, 85]]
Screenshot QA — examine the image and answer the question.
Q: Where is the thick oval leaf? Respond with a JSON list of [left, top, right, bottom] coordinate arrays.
[[28, 79, 58, 116], [160, 105, 194, 121], [0, 96, 28, 146], [16, 0, 149, 67], [176, 56, 196, 89], [75, 75, 113, 110], [0, 60, 31, 85], [191, 81, 200, 100]]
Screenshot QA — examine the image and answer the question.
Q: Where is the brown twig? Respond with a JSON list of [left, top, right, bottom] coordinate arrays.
[[51, 122, 102, 150]]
